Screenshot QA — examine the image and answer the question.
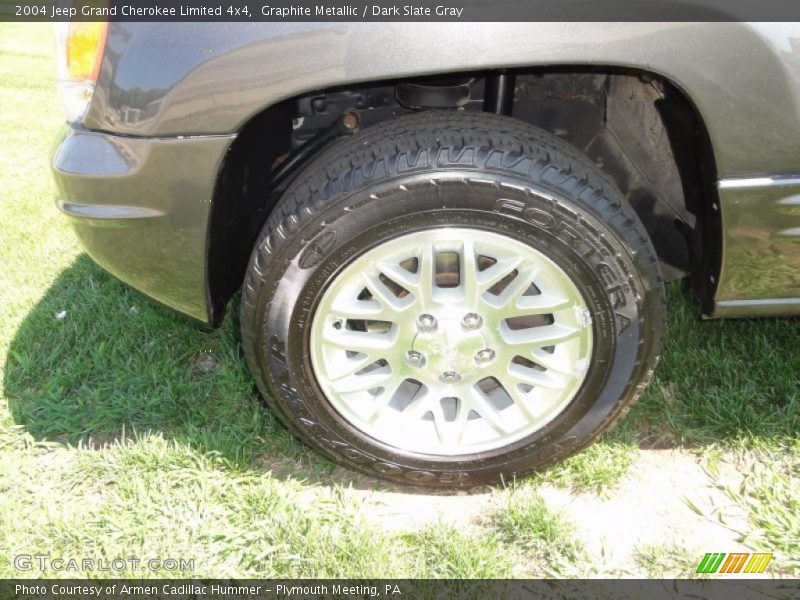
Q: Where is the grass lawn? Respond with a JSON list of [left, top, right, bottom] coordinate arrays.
[[0, 22, 798, 579]]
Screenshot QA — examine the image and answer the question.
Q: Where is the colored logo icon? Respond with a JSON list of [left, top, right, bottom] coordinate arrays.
[[696, 552, 773, 574]]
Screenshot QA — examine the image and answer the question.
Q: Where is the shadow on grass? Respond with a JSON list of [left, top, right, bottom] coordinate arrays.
[[4, 256, 799, 491], [4, 255, 329, 480], [614, 285, 800, 451]]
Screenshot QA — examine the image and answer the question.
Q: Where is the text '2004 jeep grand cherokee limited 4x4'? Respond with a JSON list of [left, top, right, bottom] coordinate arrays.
[[51, 20, 800, 488]]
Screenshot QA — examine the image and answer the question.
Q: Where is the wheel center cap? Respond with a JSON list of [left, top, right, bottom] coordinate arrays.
[[413, 316, 488, 381]]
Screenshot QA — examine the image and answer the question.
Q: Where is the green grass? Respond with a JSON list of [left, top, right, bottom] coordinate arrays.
[[0, 433, 400, 578], [621, 285, 800, 450], [713, 447, 800, 575], [489, 489, 587, 576], [633, 544, 698, 578], [1, 22, 798, 579], [529, 440, 638, 495], [403, 526, 513, 578]]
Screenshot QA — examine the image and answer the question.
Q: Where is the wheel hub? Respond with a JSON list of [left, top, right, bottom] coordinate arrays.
[[410, 313, 494, 383], [309, 227, 593, 455]]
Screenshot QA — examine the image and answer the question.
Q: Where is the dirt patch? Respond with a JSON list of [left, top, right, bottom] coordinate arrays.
[[298, 448, 754, 576], [300, 479, 500, 535], [537, 449, 751, 575]]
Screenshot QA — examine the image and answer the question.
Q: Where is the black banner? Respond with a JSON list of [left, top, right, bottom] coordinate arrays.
[[2, 579, 799, 600], [6, 0, 800, 22]]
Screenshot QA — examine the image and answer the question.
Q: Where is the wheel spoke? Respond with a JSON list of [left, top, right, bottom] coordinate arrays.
[[496, 377, 545, 420], [528, 347, 576, 375], [329, 369, 393, 394], [362, 271, 415, 314], [506, 363, 567, 390], [512, 294, 573, 315], [330, 297, 389, 320], [500, 323, 580, 348], [397, 387, 433, 423], [477, 255, 524, 290], [366, 378, 406, 423], [483, 294, 574, 320], [432, 399, 469, 445], [489, 266, 540, 309], [329, 352, 379, 380], [467, 387, 512, 434], [375, 260, 420, 291], [322, 328, 397, 353], [460, 239, 478, 302], [417, 244, 435, 304]]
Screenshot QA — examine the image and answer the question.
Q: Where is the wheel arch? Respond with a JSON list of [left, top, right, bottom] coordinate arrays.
[[206, 66, 720, 326]]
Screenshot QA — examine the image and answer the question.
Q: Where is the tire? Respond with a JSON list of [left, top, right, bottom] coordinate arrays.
[[240, 111, 665, 488]]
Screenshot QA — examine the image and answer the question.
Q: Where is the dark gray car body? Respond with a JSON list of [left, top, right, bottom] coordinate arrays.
[[52, 22, 800, 323]]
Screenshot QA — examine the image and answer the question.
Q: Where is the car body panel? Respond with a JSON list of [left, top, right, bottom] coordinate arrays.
[[86, 22, 800, 178], [52, 20, 800, 322], [714, 177, 800, 316], [52, 127, 234, 322]]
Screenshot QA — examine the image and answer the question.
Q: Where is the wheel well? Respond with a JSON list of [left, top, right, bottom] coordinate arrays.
[[207, 67, 719, 326]]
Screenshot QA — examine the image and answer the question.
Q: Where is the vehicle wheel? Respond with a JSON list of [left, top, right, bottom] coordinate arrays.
[[240, 111, 665, 488]]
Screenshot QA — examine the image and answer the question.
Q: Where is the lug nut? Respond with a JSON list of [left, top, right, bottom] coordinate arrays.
[[440, 371, 461, 384], [475, 348, 496, 364], [407, 351, 425, 368], [462, 312, 483, 330], [416, 314, 437, 332]]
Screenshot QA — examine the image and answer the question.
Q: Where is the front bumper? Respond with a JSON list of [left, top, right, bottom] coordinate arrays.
[[51, 126, 235, 324]]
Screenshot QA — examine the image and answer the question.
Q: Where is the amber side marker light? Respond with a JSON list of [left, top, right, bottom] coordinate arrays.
[[54, 21, 108, 123]]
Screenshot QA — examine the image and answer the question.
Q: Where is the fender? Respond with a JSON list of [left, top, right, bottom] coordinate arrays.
[[86, 21, 800, 177]]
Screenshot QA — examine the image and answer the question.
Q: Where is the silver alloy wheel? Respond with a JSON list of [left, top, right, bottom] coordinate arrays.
[[309, 228, 593, 455]]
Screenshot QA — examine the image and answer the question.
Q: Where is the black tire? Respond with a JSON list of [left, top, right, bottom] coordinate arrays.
[[240, 111, 665, 488]]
